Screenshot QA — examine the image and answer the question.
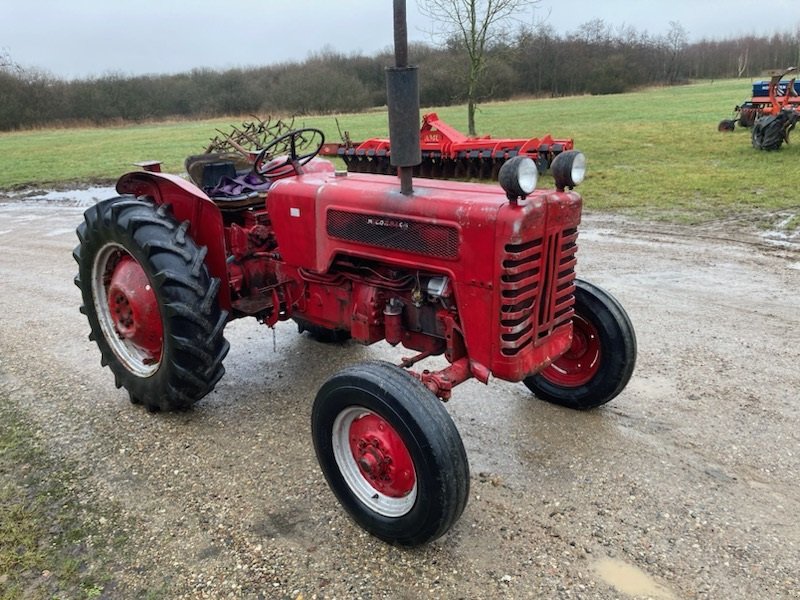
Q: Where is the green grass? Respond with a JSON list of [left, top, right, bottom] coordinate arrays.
[[1, 78, 798, 224]]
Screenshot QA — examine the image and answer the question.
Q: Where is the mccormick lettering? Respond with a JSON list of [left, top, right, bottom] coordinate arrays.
[[366, 217, 410, 230]]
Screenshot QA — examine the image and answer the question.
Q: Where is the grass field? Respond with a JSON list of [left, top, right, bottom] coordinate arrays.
[[1, 78, 798, 224]]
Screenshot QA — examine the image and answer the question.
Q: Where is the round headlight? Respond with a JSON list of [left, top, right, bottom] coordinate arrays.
[[551, 150, 586, 190], [498, 156, 538, 202]]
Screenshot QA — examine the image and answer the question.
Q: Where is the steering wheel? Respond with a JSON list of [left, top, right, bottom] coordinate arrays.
[[252, 128, 325, 178]]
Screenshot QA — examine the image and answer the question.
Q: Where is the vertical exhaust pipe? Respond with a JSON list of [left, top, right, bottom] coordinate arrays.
[[387, 0, 421, 196]]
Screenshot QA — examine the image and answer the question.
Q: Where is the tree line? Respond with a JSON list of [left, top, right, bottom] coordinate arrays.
[[1, 21, 799, 132]]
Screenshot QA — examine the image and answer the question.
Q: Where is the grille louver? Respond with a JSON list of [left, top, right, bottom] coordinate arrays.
[[499, 227, 577, 356]]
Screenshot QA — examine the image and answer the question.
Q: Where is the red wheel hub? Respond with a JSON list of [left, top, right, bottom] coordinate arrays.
[[348, 413, 416, 498], [542, 314, 601, 387], [107, 255, 163, 362]]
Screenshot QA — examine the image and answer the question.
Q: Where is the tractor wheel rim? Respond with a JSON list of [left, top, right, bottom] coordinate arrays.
[[92, 243, 163, 377], [542, 314, 601, 387], [332, 406, 417, 517]]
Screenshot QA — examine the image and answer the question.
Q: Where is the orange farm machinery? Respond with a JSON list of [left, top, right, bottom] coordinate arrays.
[[718, 66, 799, 150], [320, 112, 574, 180]]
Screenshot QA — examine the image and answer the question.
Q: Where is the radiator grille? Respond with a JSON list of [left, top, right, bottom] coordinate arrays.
[[327, 209, 459, 259], [499, 227, 577, 356]]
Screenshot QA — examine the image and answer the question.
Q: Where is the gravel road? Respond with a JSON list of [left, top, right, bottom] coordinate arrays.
[[1, 191, 798, 599]]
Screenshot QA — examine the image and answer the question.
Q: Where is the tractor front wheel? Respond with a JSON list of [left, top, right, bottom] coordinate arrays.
[[312, 361, 469, 546], [74, 196, 229, 411], [524, 279, 636, 410]]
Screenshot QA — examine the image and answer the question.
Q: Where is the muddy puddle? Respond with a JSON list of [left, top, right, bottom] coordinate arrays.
[[591, 557, 678, 599]]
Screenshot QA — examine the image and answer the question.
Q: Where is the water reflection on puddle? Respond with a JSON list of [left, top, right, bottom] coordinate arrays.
[[591, 557, 677, 599], [4, 186, 116, 207]]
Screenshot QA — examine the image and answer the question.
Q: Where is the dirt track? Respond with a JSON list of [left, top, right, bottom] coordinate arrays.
[[1, 191, 798, 599]]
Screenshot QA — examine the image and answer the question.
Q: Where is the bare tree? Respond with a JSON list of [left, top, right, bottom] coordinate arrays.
[[1, 49, 21, 74], [664, 21, 688, 84], [737, 45, 749, 78], [418, 0, 539, 135]]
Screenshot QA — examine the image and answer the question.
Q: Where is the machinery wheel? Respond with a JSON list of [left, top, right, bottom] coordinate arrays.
[[312, 361, 469, 546], [738, 108, 757, 128], [74, 196, 229, 411], [524, 279, 636, 410], [751, 113, 796, 151], [717, 119, 736, 132]]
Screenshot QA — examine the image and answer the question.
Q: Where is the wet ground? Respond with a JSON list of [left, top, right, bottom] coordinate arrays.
[[0, 189, 798, 599]]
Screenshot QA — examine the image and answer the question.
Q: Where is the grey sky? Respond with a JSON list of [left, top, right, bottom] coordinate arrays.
[[1, 1, 798, 79]]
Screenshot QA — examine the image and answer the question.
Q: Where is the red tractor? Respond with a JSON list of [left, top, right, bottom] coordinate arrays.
[[73, 5, 636, 546]]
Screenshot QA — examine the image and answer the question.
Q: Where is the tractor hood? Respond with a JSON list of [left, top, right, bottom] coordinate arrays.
[[267, 170, 582, 281]]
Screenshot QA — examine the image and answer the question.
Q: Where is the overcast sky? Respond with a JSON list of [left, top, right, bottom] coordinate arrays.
[[1, 0, 798, 79]]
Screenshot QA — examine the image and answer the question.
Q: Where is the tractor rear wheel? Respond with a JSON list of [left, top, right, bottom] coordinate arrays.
[[312, 361, 469, 546], [524, 279, 636, 410], [74, 196, 229, 411]]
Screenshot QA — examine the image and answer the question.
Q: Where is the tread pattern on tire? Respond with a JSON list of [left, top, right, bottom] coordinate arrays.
[[523, 279, 636, 410], [74, 195, 229, 411], [752, 112, 798, 151], [312, 360, 469, 545]]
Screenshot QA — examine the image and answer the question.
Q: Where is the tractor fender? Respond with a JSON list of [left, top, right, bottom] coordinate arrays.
[[116, 171, 231, 310]]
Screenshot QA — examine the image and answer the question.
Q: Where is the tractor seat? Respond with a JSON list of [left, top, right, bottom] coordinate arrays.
[[184, 153, 272, 207]]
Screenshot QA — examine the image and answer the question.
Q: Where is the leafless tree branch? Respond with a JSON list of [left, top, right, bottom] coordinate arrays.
[[417, 0, 539, 134]]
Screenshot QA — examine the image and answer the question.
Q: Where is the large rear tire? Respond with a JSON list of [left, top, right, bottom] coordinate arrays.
[[312, 361, 469, 546], [524, 279, 636, 410], [74, 196, 229, 411]]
